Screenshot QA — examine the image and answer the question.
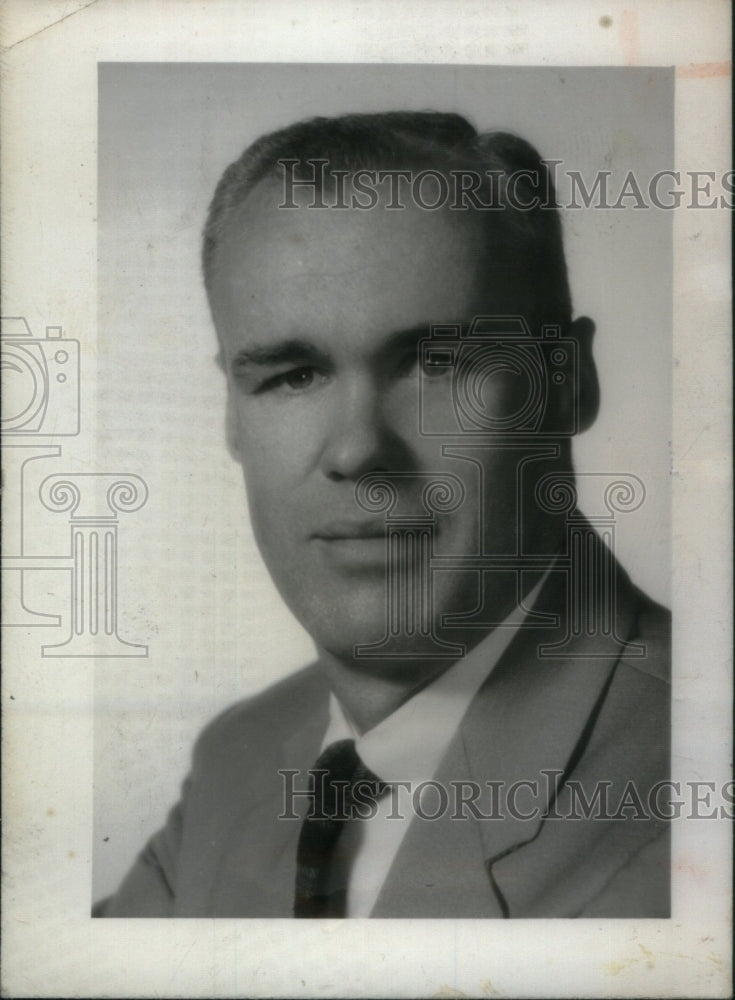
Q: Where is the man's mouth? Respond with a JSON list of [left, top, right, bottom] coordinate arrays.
[[313, 519, 387, 541], [311, 520, 391, 570]]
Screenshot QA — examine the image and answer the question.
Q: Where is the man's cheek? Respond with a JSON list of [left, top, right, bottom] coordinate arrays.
[[244, 417, 320, 473], [240, 470, 289, 553], [238, 431, 297, 492], [247, 486, 290, 537]]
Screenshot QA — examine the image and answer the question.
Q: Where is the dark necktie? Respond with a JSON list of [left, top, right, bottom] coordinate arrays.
[[294, 738, 384, 918]]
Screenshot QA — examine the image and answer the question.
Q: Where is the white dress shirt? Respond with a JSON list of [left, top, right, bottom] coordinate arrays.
[[319, 573, 547, 917]]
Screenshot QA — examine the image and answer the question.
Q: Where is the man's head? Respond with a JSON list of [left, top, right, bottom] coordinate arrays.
[[204, 112, 575, 338], [203, 111, 598, 667]]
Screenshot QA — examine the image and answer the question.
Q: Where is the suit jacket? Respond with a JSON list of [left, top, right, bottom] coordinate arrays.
[[97, 537, 670, 918]]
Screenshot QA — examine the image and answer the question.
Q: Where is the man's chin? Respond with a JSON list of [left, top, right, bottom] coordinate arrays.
[[308, 615, 396, 661], [279, 569, 479, 667], [316, 636, 462, 684], [307, 606, 466, 677]]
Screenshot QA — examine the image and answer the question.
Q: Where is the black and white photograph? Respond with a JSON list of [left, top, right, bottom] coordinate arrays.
[[94, 63, 675, 920], [1, 2, 731, 997]]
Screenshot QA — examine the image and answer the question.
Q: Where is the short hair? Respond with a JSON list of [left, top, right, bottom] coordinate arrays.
[[202, 111, 572, 332]]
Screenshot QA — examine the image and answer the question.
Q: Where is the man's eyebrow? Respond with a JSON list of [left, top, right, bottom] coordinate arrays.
[[229, 339, 329, 369], [383, 323, 467, 353], [386, 325, 432, 349], [228, 324, 469, 371]]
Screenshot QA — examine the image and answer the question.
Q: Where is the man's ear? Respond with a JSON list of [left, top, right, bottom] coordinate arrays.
[[224, 389, 242, 463], [216, 352, 242, 463], [570, 315, 600, 434]]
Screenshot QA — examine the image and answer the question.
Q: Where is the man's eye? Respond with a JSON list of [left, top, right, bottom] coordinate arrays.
[[397, 351, 451, 379], [283, 367, 315, 390], [259, 366, 326, 394], [420, 354, 453, 378]]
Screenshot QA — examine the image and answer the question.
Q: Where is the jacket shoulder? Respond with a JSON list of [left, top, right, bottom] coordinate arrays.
[[192, 662, 327, 771], [621, 582, 671, 686]]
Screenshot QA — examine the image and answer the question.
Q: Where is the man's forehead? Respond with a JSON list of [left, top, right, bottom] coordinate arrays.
[[214, 173, 486, 272], [210, 174, 536, 346]]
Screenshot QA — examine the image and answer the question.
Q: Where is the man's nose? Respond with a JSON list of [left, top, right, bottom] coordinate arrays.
[[319, 379, 408, 481]]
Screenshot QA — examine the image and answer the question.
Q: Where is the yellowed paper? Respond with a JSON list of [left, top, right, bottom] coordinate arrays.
[[1, 1, 731, 996]]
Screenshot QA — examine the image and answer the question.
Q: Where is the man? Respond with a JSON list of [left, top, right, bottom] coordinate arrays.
[[96, 111, 670, 918]]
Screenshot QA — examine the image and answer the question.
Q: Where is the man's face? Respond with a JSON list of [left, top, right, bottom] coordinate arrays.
[[211, 178, 564, 665]]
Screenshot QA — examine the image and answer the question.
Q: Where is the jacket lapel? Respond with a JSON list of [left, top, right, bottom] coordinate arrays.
[[374, 541, 643, 917], [371, 728, 504, 917], [459, 555, 642, 915]]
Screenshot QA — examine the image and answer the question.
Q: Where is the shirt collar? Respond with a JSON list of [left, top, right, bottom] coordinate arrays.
[[321, 571, 548, 784]]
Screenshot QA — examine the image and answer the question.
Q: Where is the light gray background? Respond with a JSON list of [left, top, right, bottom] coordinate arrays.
[[94, 63, 672, 901]]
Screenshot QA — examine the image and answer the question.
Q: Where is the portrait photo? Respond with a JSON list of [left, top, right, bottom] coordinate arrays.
[[93, 62, 674, 918]]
